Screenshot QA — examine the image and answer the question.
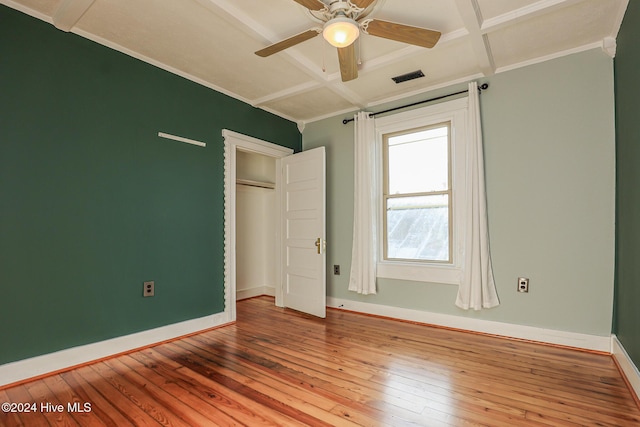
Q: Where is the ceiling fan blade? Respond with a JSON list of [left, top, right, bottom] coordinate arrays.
[[337, 43, 358, 82], [255, 29, 320, 57], [364, 19, 441, 49], [291, 0, 326, 11], [351, 0, 377, 9]]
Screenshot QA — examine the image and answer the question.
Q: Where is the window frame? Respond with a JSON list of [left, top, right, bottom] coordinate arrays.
[[375, 97, 468, 285], [382, 122, 453, 264]]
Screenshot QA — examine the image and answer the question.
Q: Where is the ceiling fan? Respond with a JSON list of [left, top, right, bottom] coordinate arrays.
[[255, 0, 441, 82]]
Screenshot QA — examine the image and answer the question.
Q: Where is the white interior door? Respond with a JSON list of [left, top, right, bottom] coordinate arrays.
[[281, 147, 326, 318]]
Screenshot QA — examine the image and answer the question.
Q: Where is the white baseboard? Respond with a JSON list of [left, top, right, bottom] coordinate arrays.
[[0, 311, 230, 388], [327, 297, 612, 353], [236, 285, 275, 300], [612, 335, 640, 401]]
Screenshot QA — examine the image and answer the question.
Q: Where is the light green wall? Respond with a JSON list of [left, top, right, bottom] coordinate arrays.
[[0, 5, 300, 365], [304, 49, 616, 336]]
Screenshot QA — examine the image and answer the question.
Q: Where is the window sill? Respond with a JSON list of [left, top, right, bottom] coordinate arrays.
[[377, 261, 461, 285]]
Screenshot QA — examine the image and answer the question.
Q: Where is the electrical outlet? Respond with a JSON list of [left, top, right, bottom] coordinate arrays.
[[143, 281, 155, 297], [517, 277, 529, 293], [334, 265, 340, 275]]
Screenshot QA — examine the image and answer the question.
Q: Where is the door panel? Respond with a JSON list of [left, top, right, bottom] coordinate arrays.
[[281, 147, 326, 318]]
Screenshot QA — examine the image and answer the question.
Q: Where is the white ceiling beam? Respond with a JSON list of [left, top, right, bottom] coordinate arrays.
[[453, 0, 495, 76], [356, 28, 468, 76], [252, 81, 323, 106], [480, 0, 582, 33], [52, 0, 96, 32]]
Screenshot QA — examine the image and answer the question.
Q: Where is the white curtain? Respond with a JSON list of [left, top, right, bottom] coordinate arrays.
[[455, 82, 500, 310], [348, 111, 378, 295]]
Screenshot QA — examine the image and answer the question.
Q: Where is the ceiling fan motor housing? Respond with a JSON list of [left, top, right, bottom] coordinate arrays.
[[328, 0, 362, 18]]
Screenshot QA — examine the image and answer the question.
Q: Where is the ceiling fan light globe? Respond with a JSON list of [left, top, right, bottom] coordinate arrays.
[[323, 17, 360, 48]]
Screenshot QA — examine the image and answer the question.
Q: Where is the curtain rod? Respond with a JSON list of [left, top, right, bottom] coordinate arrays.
[[342, 83, 489, 125]]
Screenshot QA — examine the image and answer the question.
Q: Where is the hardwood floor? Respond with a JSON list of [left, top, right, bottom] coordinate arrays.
[[1, 296, 639, 426]]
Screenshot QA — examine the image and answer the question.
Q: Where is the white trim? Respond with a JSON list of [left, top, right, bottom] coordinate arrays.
[[236, 286, 275, 301], [612, 335, 640, 401], [0, 0, 53, 23], [377, 262, 461, 285], [158, 132, 206, 147], [0, 312, 229, 388], [222, 129, 294, 157], [327, 297, 611, 352], [602, 37, 617, 59], [222, 129, 293, 321], [52, 0, 96, 32], [480, 0, 577, 33], [495, 42, 603, 74]]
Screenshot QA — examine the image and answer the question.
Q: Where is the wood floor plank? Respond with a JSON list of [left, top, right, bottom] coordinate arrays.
[[89, 361, 193, 427], [23, 379, 79, 426], [3, 385, 51, 427], [74, 365, 163, 426], [1, 296, 639, 426], [0, 389, 28, 427], [136, 347, 309, 426], [187, 332, 428, 412], [207, 326, 535, 426], [115, 353, 242, 426], [60, 369, 134, 427], [159, 341, 359, 426], [228, 310, 620, 425], [102, 356, 225, 427], [183, 333, 442, 427], [41, 375, 107, 427]]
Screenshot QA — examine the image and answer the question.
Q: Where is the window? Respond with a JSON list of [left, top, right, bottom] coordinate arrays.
[[383, 123, 452, 263], [375, 98, 468, 284]]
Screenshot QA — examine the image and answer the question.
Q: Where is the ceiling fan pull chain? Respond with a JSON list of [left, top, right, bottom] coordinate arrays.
[[322, 38, 326, 73], [358, 36, 362, 65]]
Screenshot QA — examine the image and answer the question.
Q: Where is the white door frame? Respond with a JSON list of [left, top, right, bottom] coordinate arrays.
[[222, 129, 293, 322]]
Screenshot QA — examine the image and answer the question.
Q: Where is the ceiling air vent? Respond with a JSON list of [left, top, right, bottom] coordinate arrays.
[[391, 70, 425, 84]]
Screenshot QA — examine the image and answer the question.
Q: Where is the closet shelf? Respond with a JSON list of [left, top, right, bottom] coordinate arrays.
[[236, 178, 275, 189]]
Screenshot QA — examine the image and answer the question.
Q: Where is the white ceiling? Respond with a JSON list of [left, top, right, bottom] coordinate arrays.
[[3, 0, 628, 125]]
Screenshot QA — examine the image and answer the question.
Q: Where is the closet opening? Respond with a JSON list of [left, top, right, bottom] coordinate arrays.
[[222, 129, 293, 323], [235, 149, 277, 302]]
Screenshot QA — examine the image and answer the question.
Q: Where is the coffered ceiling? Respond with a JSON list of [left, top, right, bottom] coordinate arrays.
[[2, 0, 628, 125]]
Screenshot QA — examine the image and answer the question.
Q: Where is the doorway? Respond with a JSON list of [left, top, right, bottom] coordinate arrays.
[[235, 149, 277, 302], [222, 129, 327, 322], [222, 129, 293, 322]]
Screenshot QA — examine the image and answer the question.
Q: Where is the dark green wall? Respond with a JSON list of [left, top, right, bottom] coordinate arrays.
[[614, 1, 640, 366], [0, 5, 300, 365]]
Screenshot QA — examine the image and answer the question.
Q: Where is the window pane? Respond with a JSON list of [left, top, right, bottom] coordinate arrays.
[[386, 195, 449, 262], [387, 126, 448, 194]]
